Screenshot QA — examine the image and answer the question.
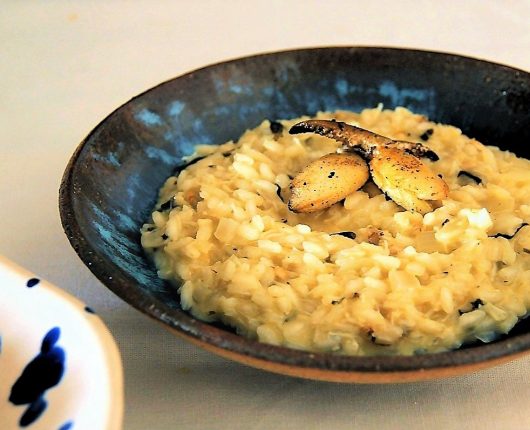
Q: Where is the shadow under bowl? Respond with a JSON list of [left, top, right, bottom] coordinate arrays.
[[59, 47, 530, 383]]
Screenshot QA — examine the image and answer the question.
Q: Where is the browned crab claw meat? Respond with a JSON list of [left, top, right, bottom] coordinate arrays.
[[288, 152, 369, 212], [288, 119, 449, 214]]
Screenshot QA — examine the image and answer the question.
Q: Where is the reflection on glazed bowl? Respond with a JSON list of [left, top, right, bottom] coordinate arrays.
[[59, 47, 530, 382]]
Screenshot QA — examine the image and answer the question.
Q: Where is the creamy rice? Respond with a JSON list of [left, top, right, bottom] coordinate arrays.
[[141, 107, 530, 356]]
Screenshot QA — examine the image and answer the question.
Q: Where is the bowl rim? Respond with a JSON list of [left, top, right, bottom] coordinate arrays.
[[59, 46, 530, 380]]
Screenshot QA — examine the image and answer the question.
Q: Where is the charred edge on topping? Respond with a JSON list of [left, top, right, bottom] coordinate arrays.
[[491, 223, 529, 239], [458, 170, 482, 184], [422, 149, 439, 162], [269, 120, 284, 134], [289, 122, 330, 137], [420, 129, 434, 141], [349, 144, 374, 160], [331, 231, 356, 240], [403, 145, 439, 162], [289, 123, 310, 135]]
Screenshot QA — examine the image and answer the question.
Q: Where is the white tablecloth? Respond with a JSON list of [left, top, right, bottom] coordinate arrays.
[[2, 1, 530, 429]]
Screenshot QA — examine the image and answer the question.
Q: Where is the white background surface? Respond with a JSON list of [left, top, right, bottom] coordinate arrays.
[[2, 1, 530, 429]]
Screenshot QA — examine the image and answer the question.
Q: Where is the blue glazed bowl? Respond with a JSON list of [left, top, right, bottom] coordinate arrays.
[[59, 47, 530, 382]]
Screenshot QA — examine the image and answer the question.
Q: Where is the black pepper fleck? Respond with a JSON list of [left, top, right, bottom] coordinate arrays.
[[458, 170, 482, 185], [420, 129, 434, 141], [331, 231, 356, 240], [269, 120, 284, 134]]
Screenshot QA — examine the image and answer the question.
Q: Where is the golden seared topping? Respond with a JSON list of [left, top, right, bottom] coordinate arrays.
[[289, 152, 369, 213], [289, 119, 449, 214], [370, 146, 449, 214]]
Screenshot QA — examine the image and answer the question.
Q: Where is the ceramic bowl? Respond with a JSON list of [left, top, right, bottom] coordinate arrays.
[[59, 47, 530, 383], [0, 256, 123, 428]]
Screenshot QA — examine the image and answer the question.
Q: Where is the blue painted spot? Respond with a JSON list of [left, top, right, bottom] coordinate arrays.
[[335, 79, 349, 97], [95, 222, 113, 242], [379, 81, 434, 104], [107, 152, 120, 167], [116, 212, 137, 231], [84, 306, 96, 314], [144, 147, 178, 165], [41, 327, 61, 353], [275, 65, 292, 84], [9, 327, 66, 427], [189, 119, 213, 145], [92, 151, 121, 167], [213, 77, 225, 93], [125, 173, 141, 204], [89, 202, 160, 287], [26, 278, 40, 288], [262, 86, 275, 97], [168, 100, 185, 117], [136, 109, 163, 126], [213, 105, 231, 116], [20, 397, 47, 427], [229, 84, 243, 94], [58, 421, 74, 430]]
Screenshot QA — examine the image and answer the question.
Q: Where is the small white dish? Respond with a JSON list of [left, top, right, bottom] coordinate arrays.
[[0, 256, 123, 429]]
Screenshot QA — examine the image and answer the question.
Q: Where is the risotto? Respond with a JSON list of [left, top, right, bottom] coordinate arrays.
[[141, 107, 530, 356]]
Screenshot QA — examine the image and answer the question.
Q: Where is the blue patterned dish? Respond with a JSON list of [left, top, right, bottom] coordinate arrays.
[[0, 256, 123, 429]]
